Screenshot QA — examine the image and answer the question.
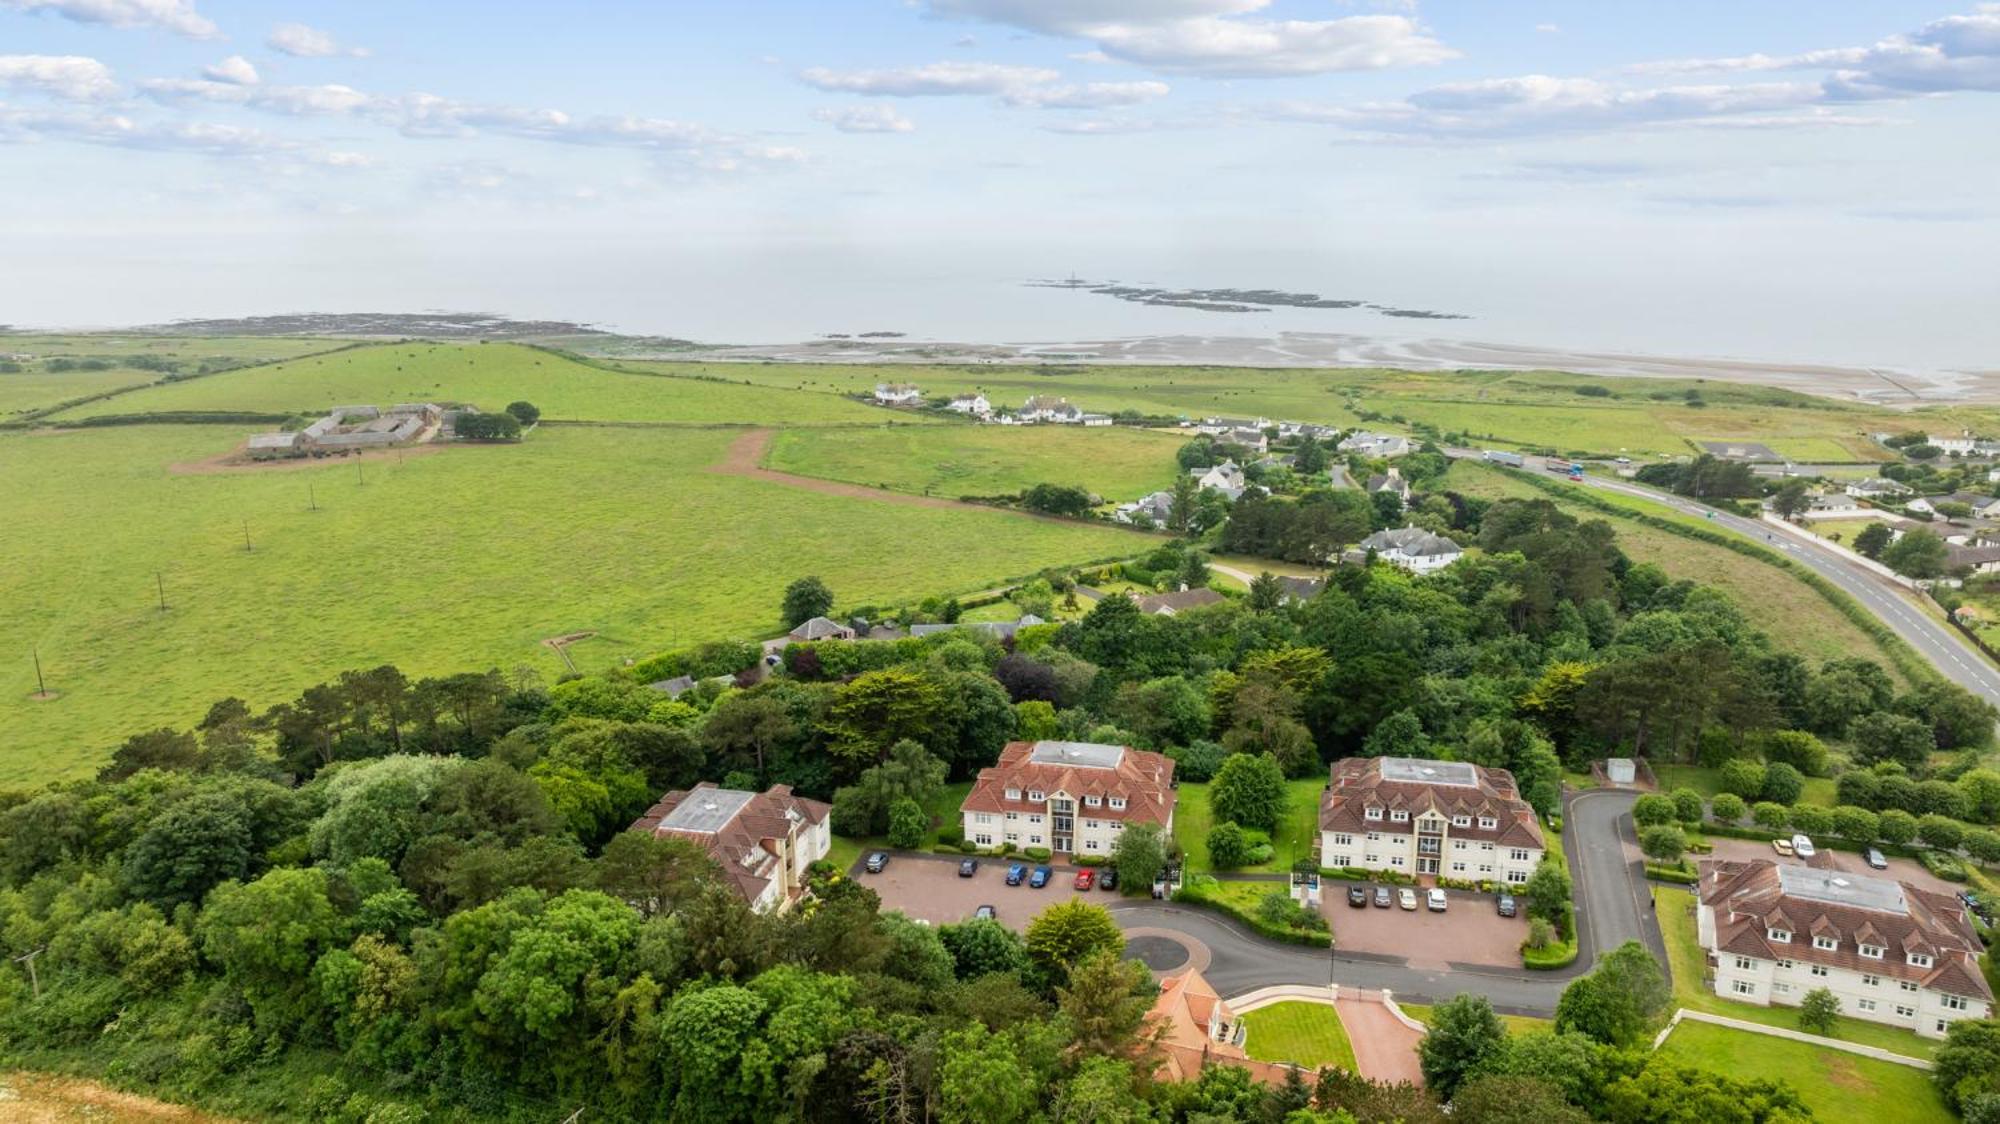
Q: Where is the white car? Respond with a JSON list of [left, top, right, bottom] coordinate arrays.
[[1398, 888, 1418, 911], [1426, 888, 1448, 913], [1791, 833, 1816, 858]]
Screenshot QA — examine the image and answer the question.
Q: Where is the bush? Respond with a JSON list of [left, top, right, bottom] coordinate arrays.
[[1670, 787, 1705, 824], [1525, 917, 1555, 950], [937, 824, 964, 848], [1763, 730, 1831, 776], [1710, 793, 1747, 824], [1167, 739, 1229, 782], [1799, 987, 1841, 1034], [887, 797, 926, 849], [1762, 762, 1805, 805], [1639, 824, 1687, 864], [1022, 846, 1052, 862], [1632, 794, 1676, 827], [1788, 804, 1834, 837], [1752, 801, 1790, 831], [1645, 863, 1699, 884], [1720, 759, 1767, 800], [1073, 854, 1107, 867], [1206, 822, 1254, 869], [1921, 850, 1971, 882]]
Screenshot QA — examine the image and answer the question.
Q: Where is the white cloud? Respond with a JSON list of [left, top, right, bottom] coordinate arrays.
[[924, 0, 1455, 78], [0, 54, 118, 100], [1536, 23, 1560, 34], [141, 77, 375, 116], [2, 0, 215, 38], [0, 106, 290, 154], [1038, 116, 1161, 134], [813, 104, 917, 133], [800, 61, 1059, 96], [267, 22, 365, 58], [201, 55, 259, 86], [1003, 79, 1169, 108]]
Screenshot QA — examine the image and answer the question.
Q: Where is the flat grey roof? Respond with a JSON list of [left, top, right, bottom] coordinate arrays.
[[1778, 864, 1908, 915], [1029, 741, 1125, 769], [1379, 757, 1478, 787], [659, 787, 756, 834]]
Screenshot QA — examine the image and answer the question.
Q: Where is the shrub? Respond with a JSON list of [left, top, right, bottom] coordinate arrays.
[[1788, 804, 1833, 837], [1022, 846, 1052, 862], [1920, 814, 1967, 851], [1752, 801, 1790, 830], [1710, 793, 1747, 824], [1525, 917, 1555, 950], [887, 798, 926, 849], [1831, 805, 1879, 843], [1206, 822, 1253, 869], [1167, 740, 1229, 782], [1763, 730, 1831, 776], [1761, 762, 1805, 805], [1878, 808, 1919, 845], [1670, 787, 1705, 824], [937, 824, 964, 847], [1639, 824, 1686, 865], [1632, 794, 1676, 828], [1921, 850, 1970, 882], [1720, 759, 1766, 801], [1799, 987, 1841, 1034]]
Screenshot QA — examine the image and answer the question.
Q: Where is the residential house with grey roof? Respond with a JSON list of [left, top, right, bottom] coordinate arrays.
[[1319, 756, 1545, 883], [630, 782, 831, 913]]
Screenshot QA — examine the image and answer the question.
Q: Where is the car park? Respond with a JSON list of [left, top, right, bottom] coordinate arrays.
[[1097, 869, 1118, 892], [1398, 888, 1418, 911], [1005, 864, 1026, 886], [864, 852, 889, 873], [958, 858, 979, 877], [1029, 866, 1052, 888], [1865, 848, 1889, 870], [973, 904, 997, 921], [1771, 838, 1794, 858], [1497, 893, 1517, 917], [1348, 884, 1370, 908], [1373, 886, 1392, 908], [1791, 834, 1816, 858], [1073, 869, 1095, 891], [1427, 888, 1448, 913]]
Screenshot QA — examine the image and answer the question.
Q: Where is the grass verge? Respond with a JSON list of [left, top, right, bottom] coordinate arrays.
[[1655, 1020, 1950, 1124]]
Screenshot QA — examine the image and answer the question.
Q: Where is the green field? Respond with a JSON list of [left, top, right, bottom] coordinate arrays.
[[0, 369, 160, 417], [1657, 887, 1942, 1059], [48, 342, 907, 426], [1238, 1001, 1358, 1071], [1175, 778, 1324, 874], [763, 424, 1186, 500], [1444, 461, 1909, 673], [1656, 1020, 1949, 1124], [0, 424, 1145, 784]]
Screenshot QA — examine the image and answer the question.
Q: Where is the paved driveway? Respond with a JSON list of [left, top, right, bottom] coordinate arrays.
[[1322, 886, 1527, 969], [852, 852, 1111, 927], [1704, 836, 1962, 895], [1567, 789, 1664, 966]]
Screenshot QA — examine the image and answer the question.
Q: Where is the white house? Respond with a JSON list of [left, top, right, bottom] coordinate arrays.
[[631, 783, 832, 914], [1338, 431, 1411, 459], [1931, 435, 1978, 455], [1198, 415, 1270, 436], [1115, 490, 1176, 525], [960, 740, 1176, 857], [1193, 461, 1247, 494], [1805, 492, 1866, 518], [1081, 413, 1114, 427], [1319, 757, 1545, 883], [1907, 492, 2000, 518], [1699, 859, 1992, 1039], [1356, 526, 1464, 573], [1847, 478, 1913, 499], [1021, 395, 1084, 423], [946, 393, 991, 417], [873, 382, 922, 406], [1366, 467, 1412, 504]]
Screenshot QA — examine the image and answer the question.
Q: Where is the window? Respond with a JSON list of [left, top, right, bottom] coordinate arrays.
[[1454, 839, 1469, 850], [1391, 856, 1405, 867], [1029, 835, 1042, 844], [1858, 999, 1877, 1013], [1896, 1005, 1915, 1018], [1365, 807, 1383, 821], [1860, 944, 1885, 960], [1452, 862, 1467, 873], [1777, 959, 1795, 970], [1901, 981, 1919, 993], [974, 833, 993, 846], [1506, 868, 1525, 883], [1005, 812, 1019, 821], [1510, 848, 1531, 862], [1813, 936, 1838, 951], [1329, 854, 1350, 867], [1084, 795, 1101, 807], [1478, 816, 1498, 830], [1767, 928, 1791, 943], [1367, 832, 1382, 842], [977, 813, 995, 825], [1004, 787, 1021, 801], [1734, 956, 1756, 971], [1084, 839, 1100, 851], [1774, 982, 1792, 995], [1332, 834, 1353, 847], [1005, 832, 1019, 842], [1084, 819, 1100, 829], [1943, 995, 1969, 1011], [1452, 815, 1471, 827], [1862, 974, 1881, 987], [1938, 1020, 1952, 1034], [1028, 814, 1043, 825], [1391, 810, 1410, 823], [1732, 981, 1756, 996], [1482, 842, 1496, 852], [1108, 797, 1126, 811], [1027, 789, 1044, 802], [1908, 953, 1933, 969], [1810, 965, 1829, 978]]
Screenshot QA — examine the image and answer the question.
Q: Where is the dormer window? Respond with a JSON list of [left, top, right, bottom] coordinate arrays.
[[1108, 797, 1126, 810], [1478, 816, 1497, 830], [1390, 810, 1410, 823], [1451, 815, 1470, 827], [1860, 944, 1885, 960], [1908, 953, 1933, 968], [1027, 790, 1045, 802], [1004, 787, 1021, 801], [1813, 936, 1838, 951], [1364, 807, 1383, 821], [1085, 795, 1102, 807], [1767, 928, 1791, 944]]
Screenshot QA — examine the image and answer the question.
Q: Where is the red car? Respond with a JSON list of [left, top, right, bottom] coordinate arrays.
[[1073, 869, 1096, 891]]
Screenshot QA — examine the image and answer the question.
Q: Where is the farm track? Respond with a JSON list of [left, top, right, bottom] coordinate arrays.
[[707, 428, 1161, 535]]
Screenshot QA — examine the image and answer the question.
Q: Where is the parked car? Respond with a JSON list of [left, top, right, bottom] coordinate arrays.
[[1373, 886, 1392, 908], [1029, 866, 1052, 888], [1791, 834, 1816, 858], [1005, 863, 1026, 886], [864, 852, 889, 874], [1074, 869, 1095, 891], [1771, 838, 1794, 858], [1427, 888, 1448, 913], [1348, 884, 1370, 908], [1398, 888, 1418, 911], [1097, 869, 1119, 892], [958, 858, 979, 877], [1497, 893, 1517, 917], [1865, 848, 1889, 870], [973, 904, 997, 921]]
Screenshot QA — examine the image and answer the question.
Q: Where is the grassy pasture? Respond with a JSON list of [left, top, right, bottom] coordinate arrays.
[[1655, 1020, 1949, 1124], [0, 334, 338, 363], [0, 424, 1144, 785], [763, 423, 1185, 500], [0, 369, 160, 418], [48, 343, 905, 427]]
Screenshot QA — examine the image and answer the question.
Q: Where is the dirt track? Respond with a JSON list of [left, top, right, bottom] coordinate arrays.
[[167, 441, 450, 476]]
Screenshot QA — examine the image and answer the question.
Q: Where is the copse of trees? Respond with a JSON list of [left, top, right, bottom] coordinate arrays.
[[453, 408, 523, 440]]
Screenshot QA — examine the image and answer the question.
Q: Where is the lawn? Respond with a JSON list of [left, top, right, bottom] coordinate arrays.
[[0, 368, 161, 419], [0, 425, 1144, 784], [825, 781, 976, 872], [763, 424, 1185, 502], [1444, 460, 1911, 675], [1238, 1001, 1359, 1071], [1655, 887, 1942, 1059], [1656, 1020, 1950, 1124], [1396, 1002, 1552, 1036], [1176, 778, 1324, 874], [47, 342, 906, 427], [1653, 763, 1840, 808]]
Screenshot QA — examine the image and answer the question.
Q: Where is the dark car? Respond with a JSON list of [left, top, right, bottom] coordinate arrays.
[[1372, 885, 1392, 908], [958, 858, 979, 878], [1347, 884, 1369, 908], [1005, 863, 1026, 886], [1097, 868, 1119, 892], [973, 904, 997, 921], [1864, 848, 1889, 871], [864, 852, 889, 874], [1029, 865, 1052, 889], [1497, 893, 1517, 918]]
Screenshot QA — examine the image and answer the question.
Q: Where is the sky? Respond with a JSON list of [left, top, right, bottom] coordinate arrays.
[[1, 1, 1997, 366]]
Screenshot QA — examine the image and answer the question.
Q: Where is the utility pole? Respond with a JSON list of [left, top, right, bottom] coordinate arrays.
[[242, 521, 253, 552], [32, 648, 47, 697], [308, 483, 318, 511], [356, 460, 365, 486], [155, 571, 166, 612], [13, 947, 42, 1001]]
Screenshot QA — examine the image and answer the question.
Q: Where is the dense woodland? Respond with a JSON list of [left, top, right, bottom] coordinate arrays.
[[4, 495, 2000, 1122]]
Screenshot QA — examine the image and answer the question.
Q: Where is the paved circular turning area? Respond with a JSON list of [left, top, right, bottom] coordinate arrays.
[[1121, 926, 1211, 976]]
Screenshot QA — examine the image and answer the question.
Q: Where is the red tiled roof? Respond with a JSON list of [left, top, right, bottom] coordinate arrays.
[[630, 782, 830, 907], [960, 741, 1176, 827], [1317, 756, 1544, 851]]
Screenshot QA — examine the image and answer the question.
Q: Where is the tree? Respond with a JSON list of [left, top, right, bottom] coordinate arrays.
[[1419, 993, 1508, 1099], [454, 409, 522, 440], [1555, 940, 1667, 1046], [1798, 987, 1840, 1034], [1211, 752, 1288, 832], [1760, 761, 1805, 805], [1830, 804, 1879, 842], [1771, 480, 1811, 521], [503, 400, 540, 426], [886, 797, 927, 849], [1632, 793, 1676, 827], [1919, 813, 1965, 850], [1639, 824, 1686, 866], [122, 789, 259, 908], [1752, 801, 1790, 830], [98, 727, 201, 781], [1884, 528, 1950, 578], [781, 575, 835, 628], [1719, 759, 1766, 801], [1248, 571, 1286, 612], [197, 867, 347, 1029], [1024, 899, 1124, 980], [939, 917, 1029, 980], [1961, 769, 2000, 824], [1787, 804, 1832, 837], [1522, 859, 1572, 935], [1020, 483, 1094, 517], [1877, 808, 1919, 845], [1670, 787, 1705, 824], [1851, 712, 1936, 769], [1710, 793, 1747, 823], [1057, 946, 1153, 1057], [1934, 1019, 2000, 1114], [1450, 1075, 1592, 1124], [1853, 522, 1893, 559], [825, 669, 949, 767], [1206, 821, 1254, 869], [1761, 730, 1830, 776], [1110, 821, 1167, 891]]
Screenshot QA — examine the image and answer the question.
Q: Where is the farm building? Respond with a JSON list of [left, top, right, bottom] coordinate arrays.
[[873, 382, 922, 405], [946, 393, 991, 416], [245, 402, 442, 459], [1021, 395, 1083, 423]]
